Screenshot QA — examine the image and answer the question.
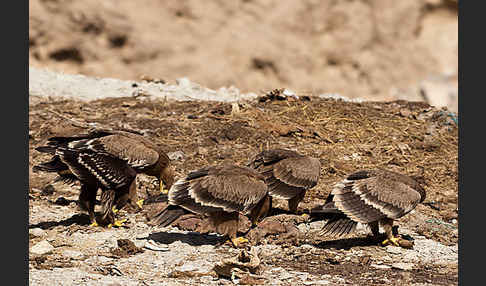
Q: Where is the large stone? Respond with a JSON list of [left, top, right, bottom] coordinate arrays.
[[31, 240, 54, 255], [29, 228, 46, 237]]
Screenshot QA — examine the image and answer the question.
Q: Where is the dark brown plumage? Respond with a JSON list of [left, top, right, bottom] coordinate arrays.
[[311, 169, 426, 248], [149, 164, 269, 247], [33, 129, 175, 227], [247, 149, 321, 217]]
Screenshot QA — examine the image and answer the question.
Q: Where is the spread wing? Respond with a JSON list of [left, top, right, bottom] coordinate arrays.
[[331, 170, 423, 224], [168, 165, 268, 214]]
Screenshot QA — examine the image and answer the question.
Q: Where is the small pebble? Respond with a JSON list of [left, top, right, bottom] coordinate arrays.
[[144, 240, 169, 252], [168, 151, 185, 161], [370, 264, 391, 270]]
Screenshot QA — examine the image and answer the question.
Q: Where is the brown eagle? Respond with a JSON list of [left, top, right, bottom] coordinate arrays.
[[311, 169, 426, 248], [247, 149, 321, 216], [33, 129, 175, 227], [149, 164, 269, 247]]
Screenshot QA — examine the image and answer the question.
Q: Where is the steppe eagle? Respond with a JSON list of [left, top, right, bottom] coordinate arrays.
[[247, 148, 321, 216], [33, 129, 175, 227], [149, 164, 269, 247], [311, 169, 426, 248]]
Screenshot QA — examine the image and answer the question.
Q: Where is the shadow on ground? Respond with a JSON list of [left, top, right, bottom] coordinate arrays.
[[29, 214, 91, 230], [146, 231, 226, 247], [313, 236, 386, 250]]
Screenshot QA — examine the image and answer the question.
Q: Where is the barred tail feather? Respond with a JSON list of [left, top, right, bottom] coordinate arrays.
[[319, 215, 357, 238], [100, 190, 116, 224], [53, 174, 79, 185], [35, 146, 58, 154], [150, 205, 188, 227], [143, 193, 169, 205], [32, 155, 68, 173]]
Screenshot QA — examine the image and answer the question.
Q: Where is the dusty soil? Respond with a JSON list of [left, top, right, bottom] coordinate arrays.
[[29, 0, 458, 110], [29, 92, 458, 285]]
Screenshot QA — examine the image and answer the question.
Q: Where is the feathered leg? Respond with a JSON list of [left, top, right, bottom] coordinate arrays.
[[79, 183, 98, 226], [210, 211, 248, 248], [288, 190, 306, 215], [100, 189, 116, 226], [115, 179, 142, 211], [105, 179, 138, 228], [369, 221, 380, 237], [248, 195, 272, 226], [226, 213, 248, 248]]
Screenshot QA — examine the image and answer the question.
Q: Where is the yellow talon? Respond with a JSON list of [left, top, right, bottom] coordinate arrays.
[[89, 221, 99, 227], [251, 217, 260, 227], [136, 199, 144, 209], [160, 182, 168, 194], [230, 237, 249, 247], [382, 236, 401, 247], [112, 206, 119, 214], [236, 237, 249, 243], [113, 219, 127, 227]]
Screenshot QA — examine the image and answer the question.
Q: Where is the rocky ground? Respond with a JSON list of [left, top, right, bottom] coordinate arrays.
[[29, 72, 458, 285]]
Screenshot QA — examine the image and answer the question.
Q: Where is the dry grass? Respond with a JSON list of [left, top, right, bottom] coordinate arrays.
[[29, 94, 458, 244]]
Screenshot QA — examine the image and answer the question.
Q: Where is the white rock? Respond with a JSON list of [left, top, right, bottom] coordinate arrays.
[[386, 245, 403, 254], [31, 240, 54, 255], [176, 77, 191, 87], [391, 262, 414, 271], [104, 237, 118, 248], [304, 280, 330, 285], [133, 239, 146, 249], [282, 89, 296, 97], [144, 240, 169, 252], [197, 244, 215, 253], [300, 244, 314, 251], [308, 220, 326, 231], [176, 262, 198, 272], [318, 93, 364, 103], [167, 151, 185, 161], [29, 228, 45, 237], [87, 256, 113, 264], [279, 271, 293, 280], [298, 273, 309, 281], [403, 252, 419, 262], [370, 264, 391, 269], [61, 249, 85, 260]]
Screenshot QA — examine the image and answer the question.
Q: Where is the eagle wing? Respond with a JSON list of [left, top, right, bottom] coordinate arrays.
[[168, 165, 268, 215], [66, 134, 160, 170], [249, 149, 320, 199], [331, 170, 423, 224], [56, 148, 137, 189], [37, 129, 160, 189]]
